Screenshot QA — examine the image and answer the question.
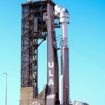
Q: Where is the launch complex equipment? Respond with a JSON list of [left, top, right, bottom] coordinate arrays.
[[20, 0, 70, 105]]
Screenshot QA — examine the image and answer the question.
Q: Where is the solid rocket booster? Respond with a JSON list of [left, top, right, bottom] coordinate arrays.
[[55, 5, 70, 105]]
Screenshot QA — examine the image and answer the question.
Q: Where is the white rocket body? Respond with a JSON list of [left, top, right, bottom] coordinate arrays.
[[55, 5, 70, 105], [59, 75, 63, 104]]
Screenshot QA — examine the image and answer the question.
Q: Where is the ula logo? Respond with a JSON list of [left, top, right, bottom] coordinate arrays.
[[48, 62, 54, 86]]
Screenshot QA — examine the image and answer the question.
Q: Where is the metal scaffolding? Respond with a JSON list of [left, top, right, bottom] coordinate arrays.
[[21, 1, 49, 97]]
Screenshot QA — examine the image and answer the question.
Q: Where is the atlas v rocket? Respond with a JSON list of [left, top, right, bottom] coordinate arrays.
[[20, 0, 70, 105], [56, 5, 70, 105]]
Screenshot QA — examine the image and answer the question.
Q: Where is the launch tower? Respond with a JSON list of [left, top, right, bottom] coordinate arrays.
[[20, 0, 70, 105]]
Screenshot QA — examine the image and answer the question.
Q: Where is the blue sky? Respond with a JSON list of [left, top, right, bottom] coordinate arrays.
[[0, 0, 105, 105]]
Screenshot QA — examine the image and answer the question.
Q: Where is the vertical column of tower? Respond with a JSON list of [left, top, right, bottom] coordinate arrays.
[[21, 3, 38, 97], [21, 5, 31, 87], [28, 4, 38, 97], [46, 1, 59, 105]]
